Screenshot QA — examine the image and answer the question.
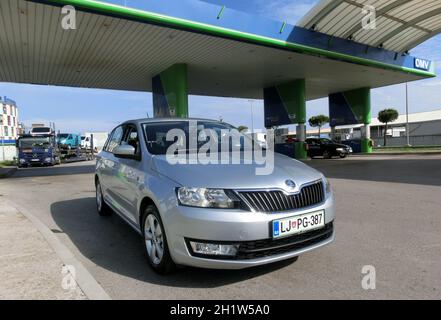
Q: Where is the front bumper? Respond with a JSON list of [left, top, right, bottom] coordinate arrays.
[[19, 156, 53, 166], [164, 193, 335, 269]]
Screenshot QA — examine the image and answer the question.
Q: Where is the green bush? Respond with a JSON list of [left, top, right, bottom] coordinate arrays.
[[0, 160, 15, 167]]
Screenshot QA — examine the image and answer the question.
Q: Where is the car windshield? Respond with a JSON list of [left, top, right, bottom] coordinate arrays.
[[18, 137, 51, 148], [58, 134, 69, 139], [143, 121, 258, 155]]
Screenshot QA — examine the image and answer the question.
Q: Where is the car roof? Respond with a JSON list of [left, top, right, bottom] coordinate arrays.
[[122, 118, 226, 125]]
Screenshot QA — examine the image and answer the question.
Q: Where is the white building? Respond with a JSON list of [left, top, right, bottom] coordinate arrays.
[[0, 97, 20, 161], [1, 97, 20, 140], [300, 109, 441, 147]]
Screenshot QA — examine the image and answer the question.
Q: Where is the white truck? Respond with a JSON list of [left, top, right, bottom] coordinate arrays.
[[81, 132, 109, 152]]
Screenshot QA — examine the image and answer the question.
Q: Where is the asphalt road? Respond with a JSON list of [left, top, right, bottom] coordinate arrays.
[[1, 155, 440, 299]]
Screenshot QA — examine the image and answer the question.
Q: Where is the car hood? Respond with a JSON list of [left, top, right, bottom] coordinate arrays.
[[152, 152, 324, 190], [332, 143, 350, 148]]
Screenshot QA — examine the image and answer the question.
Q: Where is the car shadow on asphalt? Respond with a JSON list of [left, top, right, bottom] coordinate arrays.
[[50, 197, 297, 288], [306, 158, 441, 187]]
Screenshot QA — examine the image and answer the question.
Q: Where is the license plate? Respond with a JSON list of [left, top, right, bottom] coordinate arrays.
[[31, 159, 40, 162], [272, 210, 325, 239]]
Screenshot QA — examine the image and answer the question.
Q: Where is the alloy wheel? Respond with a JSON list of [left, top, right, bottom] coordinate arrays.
[[144, 214, 164, 265]]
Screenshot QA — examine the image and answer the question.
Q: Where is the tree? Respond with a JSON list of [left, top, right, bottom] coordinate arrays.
[[237, 125, 248, 133], [378, 108, 399, 146], [308, 115, 330, 137]]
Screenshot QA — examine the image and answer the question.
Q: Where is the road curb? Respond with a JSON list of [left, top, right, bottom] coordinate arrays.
[[6, 200, 111, 300], [0, 166, 17, 178]]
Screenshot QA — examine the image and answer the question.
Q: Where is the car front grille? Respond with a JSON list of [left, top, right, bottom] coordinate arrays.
[[22, 153, 43, 160], [237, 181, 325, 213]]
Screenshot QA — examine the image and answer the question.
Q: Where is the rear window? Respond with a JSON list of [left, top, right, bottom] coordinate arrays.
[[32, 127, 51, 133]]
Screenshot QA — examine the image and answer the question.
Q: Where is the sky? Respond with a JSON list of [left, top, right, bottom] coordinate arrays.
[[0, 0, 440, 133]]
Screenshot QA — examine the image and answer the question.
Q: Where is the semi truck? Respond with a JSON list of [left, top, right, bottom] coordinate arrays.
[[17, 132, 94, 167], [16, 134, 61, 167]]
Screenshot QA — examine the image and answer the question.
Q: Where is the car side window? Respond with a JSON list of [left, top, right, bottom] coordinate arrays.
[[107, 126, 124, 153], [122, 125, 141, 158], [103, 132, 113, 151]]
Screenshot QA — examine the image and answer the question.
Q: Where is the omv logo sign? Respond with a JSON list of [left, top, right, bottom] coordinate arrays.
[[414, 58, 431, 71]]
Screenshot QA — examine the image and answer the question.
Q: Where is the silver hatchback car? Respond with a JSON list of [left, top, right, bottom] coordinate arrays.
[[95, 118, 335, 274]]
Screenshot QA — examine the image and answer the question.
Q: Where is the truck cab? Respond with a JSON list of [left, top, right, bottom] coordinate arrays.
[[81, 135, 91, 149], [17, 134, 59, 167]]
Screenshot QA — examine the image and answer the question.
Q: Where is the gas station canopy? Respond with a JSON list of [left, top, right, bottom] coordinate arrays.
[[298, 0, 441, 53], [0, 0, 436, 100]]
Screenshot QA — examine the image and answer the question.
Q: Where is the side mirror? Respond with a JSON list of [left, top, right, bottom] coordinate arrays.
[[113, 145, 137, 159]]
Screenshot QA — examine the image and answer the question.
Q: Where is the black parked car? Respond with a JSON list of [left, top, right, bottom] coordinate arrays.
[[306, 138, 353, 159]]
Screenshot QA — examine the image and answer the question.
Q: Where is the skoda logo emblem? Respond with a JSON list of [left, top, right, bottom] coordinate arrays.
[[285, 180, 296, 188]]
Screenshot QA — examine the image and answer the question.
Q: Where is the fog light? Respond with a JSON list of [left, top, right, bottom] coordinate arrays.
[[190, 241, 239, 256]]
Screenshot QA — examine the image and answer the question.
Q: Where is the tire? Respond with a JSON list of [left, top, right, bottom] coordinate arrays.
[[339, 154, 347, 159], [323, 150, 331, 159], [142, 205, 176, 274], [96, 180, 112, 216]]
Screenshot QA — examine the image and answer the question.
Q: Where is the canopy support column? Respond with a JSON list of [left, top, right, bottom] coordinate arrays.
[[361, 124, 372, 153], [152, 64, 188, 118], [264, 79, 307, 159], [329, 87, 372, 153]]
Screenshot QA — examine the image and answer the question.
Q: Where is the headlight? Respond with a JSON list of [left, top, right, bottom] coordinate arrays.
[[336, 148, 344, 152], [323, 177, 331, 195], [19, 159, 26, 164], [177, 187, 238, 209], [44, 157, 52, 162]]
